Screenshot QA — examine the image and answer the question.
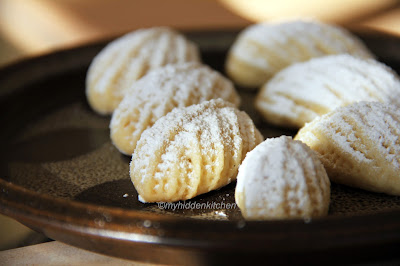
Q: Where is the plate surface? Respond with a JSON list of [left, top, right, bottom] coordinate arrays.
[[1, 30, 400, 265]]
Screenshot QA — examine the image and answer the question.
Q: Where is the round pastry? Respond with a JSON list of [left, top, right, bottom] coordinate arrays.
[[110, 62, 241, 155], [295, 101, 400, 195], [130, 99, 263, 203], [235, 136, 330, 220], [255, 54, 400, 128], [86, 27, 201, 115], [225, 19, 374, 89]]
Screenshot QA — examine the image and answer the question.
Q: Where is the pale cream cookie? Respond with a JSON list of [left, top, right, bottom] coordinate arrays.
[[86, 27, 201, 114], [255, 54, 400, 128], [225, 19, 373, 89], [235, 136, 330, 220], [130, 99, 263, 203], [295, 101, 400, 195], [110, 62, 241, 155]]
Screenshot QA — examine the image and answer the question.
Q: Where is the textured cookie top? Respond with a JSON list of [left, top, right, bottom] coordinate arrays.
[[256, 54, 400, 128], [86, 27, 201, 114], [297, 101, 400, 166], [233, 19, 372, 68], [235, 136, 330, 220], [226, 19, 373, 88], [110, 62, 241, 155], [295, 101, 400, 195], [130, 99, 263, 202]]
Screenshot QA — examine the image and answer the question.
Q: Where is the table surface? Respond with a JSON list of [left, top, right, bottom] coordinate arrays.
[[0, 241, 151, 265]]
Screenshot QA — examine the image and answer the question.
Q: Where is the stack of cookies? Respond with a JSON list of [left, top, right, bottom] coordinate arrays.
[[85, 19, 400, 221]]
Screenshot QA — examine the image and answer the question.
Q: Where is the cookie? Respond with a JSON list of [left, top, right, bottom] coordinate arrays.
[[225, 19, 373, 89], [86, 27, 201, 114], [295, 101, 400, 195], [130, 99, 263, 203], [110, 62, 241, 155], [255, 54, 400, 128], [235, 136, 330, 220]]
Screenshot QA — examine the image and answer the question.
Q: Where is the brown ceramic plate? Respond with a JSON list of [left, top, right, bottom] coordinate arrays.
[[1, 30, 400, 265]]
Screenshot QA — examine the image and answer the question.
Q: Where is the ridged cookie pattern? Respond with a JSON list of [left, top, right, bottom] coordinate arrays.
[[86, 27, 201, 114], [295, 101, 400, 195], [110, 63, 241, 155], [235, 136, 330, 220], [130, 99, 263, 203], [225, 19, 374, 89], [255, 54, 400, 128]]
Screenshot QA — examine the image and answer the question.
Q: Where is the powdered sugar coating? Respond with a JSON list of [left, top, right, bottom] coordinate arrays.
[[225, 19, 374, 89], [86, 27, 201, 114], [130, 99, 263, 202], [110, 62, 241, 155], [235, 136, 330, 220], [295, 101, 400, 195], [256, 54, 400, 128]]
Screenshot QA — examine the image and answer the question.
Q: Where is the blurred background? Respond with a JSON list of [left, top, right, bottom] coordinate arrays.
[[1, 0, 400, 253]]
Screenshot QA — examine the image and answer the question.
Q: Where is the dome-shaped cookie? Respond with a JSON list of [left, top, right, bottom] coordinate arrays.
[[225, 19, 373, 89], [110, 63, 241, 155], [255, 54, 400, 128], [235, 136, 330, 220], [86, 27, 201, 115], [295, 101, 400, 195], [130, 99, 263, 203]]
